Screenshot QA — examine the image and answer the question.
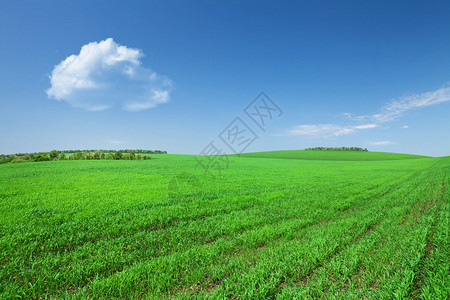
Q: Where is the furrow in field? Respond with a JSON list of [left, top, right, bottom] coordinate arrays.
[[410, 178, 446, 299], [418, 180, 449, 299], [354, 171, 446, 299], [410, 203, 441, 298], [5, 175, 396, 264], [297, 220, 382, 289], [275, 166, 446, 299], [74, 197, 387, 298], [173, 174, 429, 299], [2, 186, 382, 299], [51, 169, 428, 298]]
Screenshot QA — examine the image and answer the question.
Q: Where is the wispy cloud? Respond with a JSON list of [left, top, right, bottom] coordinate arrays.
[[369, 141, 394, 146], [401, 125, 409, 129], [46, 38, 172, 112], [282, 123, 379, 138], [283, 86, 450, 139], [105, 140, 124, 144], [343, 87, 450, 123], [353, 124, 379, 129]]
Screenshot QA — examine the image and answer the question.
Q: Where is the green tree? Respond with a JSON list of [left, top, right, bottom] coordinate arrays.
[[34, 155, 50, 162], [49, 150, 59, 160], [114, 151, 123, 160], [93, 151, 101, 160]]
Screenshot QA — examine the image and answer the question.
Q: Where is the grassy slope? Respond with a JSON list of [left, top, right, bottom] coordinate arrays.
[[236, 150, 428, 161], [0, 154, 448, 299]]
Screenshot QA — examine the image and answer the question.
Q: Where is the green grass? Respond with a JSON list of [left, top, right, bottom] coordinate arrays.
[[0, 153, 448, 299], [237, 150, 429, 161]]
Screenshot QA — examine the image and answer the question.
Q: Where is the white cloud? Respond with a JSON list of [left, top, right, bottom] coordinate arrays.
[[46, 38, 171, 111], [283, 123, 379, 138], [344, 86, 450, 123], [369, 141, 394, 146], [283, 86, 450, 140], [353, 124, 379, 129], [124, 89, 170, 111]]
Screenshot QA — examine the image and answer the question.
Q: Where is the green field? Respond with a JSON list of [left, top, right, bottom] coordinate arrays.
[[0, 152, 448, 299], [237, 150, 429, 161]]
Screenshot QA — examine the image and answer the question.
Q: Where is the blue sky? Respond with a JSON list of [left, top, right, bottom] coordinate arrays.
[[1, 1, 449, 156]]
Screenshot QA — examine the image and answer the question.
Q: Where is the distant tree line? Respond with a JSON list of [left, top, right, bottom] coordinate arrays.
[[305, 147, 368, 151], [58, 149, 167, 154], [0, 149, 166, 164], [68, 150, 152, 161]]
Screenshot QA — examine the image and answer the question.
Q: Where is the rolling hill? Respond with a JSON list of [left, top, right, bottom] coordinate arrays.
[[236, 150, 429, 161]]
